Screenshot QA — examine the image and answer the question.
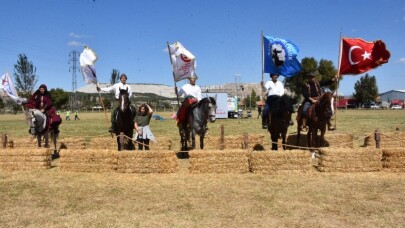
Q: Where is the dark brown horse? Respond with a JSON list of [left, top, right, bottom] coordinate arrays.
[[266, 95, 294, 150], [297, 92, 334, 148], [115, 89, 136, 151]]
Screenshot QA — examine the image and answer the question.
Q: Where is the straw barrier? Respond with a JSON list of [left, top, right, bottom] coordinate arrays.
[[317, 148, 382, 172], [0, 148, 52, 171], [189, 150, 250, 173], [117, 150, 178, 173], [382, 148, 405, 172], [250, 150, 313, 174]]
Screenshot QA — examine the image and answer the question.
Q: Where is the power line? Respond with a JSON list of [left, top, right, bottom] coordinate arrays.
[[68, 50, 79, 110]]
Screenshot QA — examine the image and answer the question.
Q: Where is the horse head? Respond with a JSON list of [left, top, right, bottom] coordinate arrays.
[[318, 92, 334, 120], [27, 109, 47, 135], [205, 97, 217, 123], [118, 88, 130, 112]]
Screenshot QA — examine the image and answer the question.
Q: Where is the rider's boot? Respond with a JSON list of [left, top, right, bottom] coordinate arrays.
[[301, 118, 308, 132], [109, 121, 115, 133]]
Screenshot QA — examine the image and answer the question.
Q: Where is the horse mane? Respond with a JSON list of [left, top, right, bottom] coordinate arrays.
[[198, 97, 216, 108], [269, 95, 294, 116]]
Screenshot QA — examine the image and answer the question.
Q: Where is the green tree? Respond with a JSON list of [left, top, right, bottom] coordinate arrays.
[[110, 69, 120, 85], [49, 88, 69, 109], [13, 54, 38, 97], [284, 57, 339, 101], [243, 89, 257, 109], [0, 98, 4, 109], [353, 74, 378, 104]]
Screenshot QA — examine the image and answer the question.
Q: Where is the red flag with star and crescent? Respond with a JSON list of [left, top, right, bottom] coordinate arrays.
[[339, 38, 390, 75]]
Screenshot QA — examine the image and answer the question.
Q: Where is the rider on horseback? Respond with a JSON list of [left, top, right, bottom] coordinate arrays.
[[261, 73, 286, 129], [175, 75, 202, 127], [297, 73, 337, 131], [97, 73, 133, 133], [23, 84, 62, 134]]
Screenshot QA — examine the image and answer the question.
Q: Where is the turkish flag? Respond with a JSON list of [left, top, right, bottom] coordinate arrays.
[[339, 38, 390, 75]]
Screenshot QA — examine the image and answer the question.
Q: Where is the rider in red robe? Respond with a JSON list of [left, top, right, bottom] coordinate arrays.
[[25, 84, 62, 133]]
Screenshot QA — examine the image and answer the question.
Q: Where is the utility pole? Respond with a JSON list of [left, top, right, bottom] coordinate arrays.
[[68, 50, 79, 110]]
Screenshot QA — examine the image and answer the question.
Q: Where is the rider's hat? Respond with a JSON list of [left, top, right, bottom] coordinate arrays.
[[270, 73, 279, 78], [189, 74, 198, 80]]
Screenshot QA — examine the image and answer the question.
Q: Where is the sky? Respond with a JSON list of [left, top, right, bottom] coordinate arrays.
[[0, 0, 404, 97]]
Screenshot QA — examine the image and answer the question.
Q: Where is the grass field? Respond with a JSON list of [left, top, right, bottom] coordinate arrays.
[[1, 109, 405, 227]]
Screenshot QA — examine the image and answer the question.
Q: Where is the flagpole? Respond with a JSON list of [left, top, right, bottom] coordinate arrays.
[[167, 41, 181, 107], [261, 31, 265, 108], [96, 82, 111, 128], [334, 31, 343, 129]]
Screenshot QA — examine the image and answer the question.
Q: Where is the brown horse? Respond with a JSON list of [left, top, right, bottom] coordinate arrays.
[[297, 92, 334, 148], [266, 95, 294, 150]]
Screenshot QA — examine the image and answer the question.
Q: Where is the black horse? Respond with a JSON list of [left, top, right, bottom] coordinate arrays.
[[114, 89, 136, 151], [26, 109, 58, 150], [265, 95, 294, 150], [179, 97, 217, 151], [297, 92, 334, 148]]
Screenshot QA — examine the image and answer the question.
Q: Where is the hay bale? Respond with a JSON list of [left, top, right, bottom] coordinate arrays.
[[317, 148, 382, 172], [59, 149, 117, 172], [286, 133, 354, 149], [117, 150, 178, 173], [382, 148, 405, 172], [10, 138, 40, 149], [189, 150, 250, 174], [364, 132, 405, 148], [204, 135, 264, 150], [0, 148, 52, 171], [58, 138, 86, 150], [88, 137, 117, 150], [250, 150, 312, 174], [149, 137, 173, 150]]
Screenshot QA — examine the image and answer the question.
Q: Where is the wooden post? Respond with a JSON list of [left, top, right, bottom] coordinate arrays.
[[220, 124, 225, 150], [243, 133, 248, 149], [2, 133, 7, 149], [363, 134, 370, 147], [374, 129, 380, 149], [119, 132, 125, 151]]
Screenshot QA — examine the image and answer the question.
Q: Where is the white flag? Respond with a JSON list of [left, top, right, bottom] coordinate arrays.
[[80, 46, 98, 84], [1, 72, 21, 104], [169, 42, 197, 82]]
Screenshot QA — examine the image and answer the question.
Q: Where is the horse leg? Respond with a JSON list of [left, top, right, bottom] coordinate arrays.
[[319, 125, 327, 147], [191, 130, 196, 150], [44, 132, 50, 148], [37, 135, 41, 148], [199, 133, 205, 150], [270, 132, 278, 151], [281, 130, 287, 150]]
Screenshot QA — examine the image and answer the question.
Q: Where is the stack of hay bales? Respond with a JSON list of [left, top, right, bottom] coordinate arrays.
[[286, 133, 354, 149], [0, 148, 52, 171], [89, 137, 117, 150], [363, 131, 405, 148], [117, 151, 178, 173], [10, 138, 41, 149], [189, 150, 250, 174], [250, 150, 312, 174], [58, 138, 86, 150], [382, 148, 405, 172], [148, 137, 172, 150], [59, 149, 117, 172], [204, 134, 265, 150], [317, 148, 382, 172]]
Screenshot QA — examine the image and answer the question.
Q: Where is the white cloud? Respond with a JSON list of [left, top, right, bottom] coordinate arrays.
[[69, 32, 82, 38], [398, 58, 405, 64], [67, 41, 84, 47]]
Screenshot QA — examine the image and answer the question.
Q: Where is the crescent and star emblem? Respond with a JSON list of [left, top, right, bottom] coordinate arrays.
[[348, 46, 371, 65]]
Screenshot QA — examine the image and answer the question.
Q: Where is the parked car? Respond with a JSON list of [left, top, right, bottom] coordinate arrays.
[[370, 104, 380, 109], [391, 105, 402, 110]]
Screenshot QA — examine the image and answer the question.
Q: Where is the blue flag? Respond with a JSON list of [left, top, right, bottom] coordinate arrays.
[[263, 36, 302, 77]]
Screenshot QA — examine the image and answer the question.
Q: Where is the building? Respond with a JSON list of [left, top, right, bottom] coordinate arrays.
[[379, 90, 405, 103]]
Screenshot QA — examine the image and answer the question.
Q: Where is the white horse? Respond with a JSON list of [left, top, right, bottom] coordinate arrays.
[[25, 109, 58, 151]]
